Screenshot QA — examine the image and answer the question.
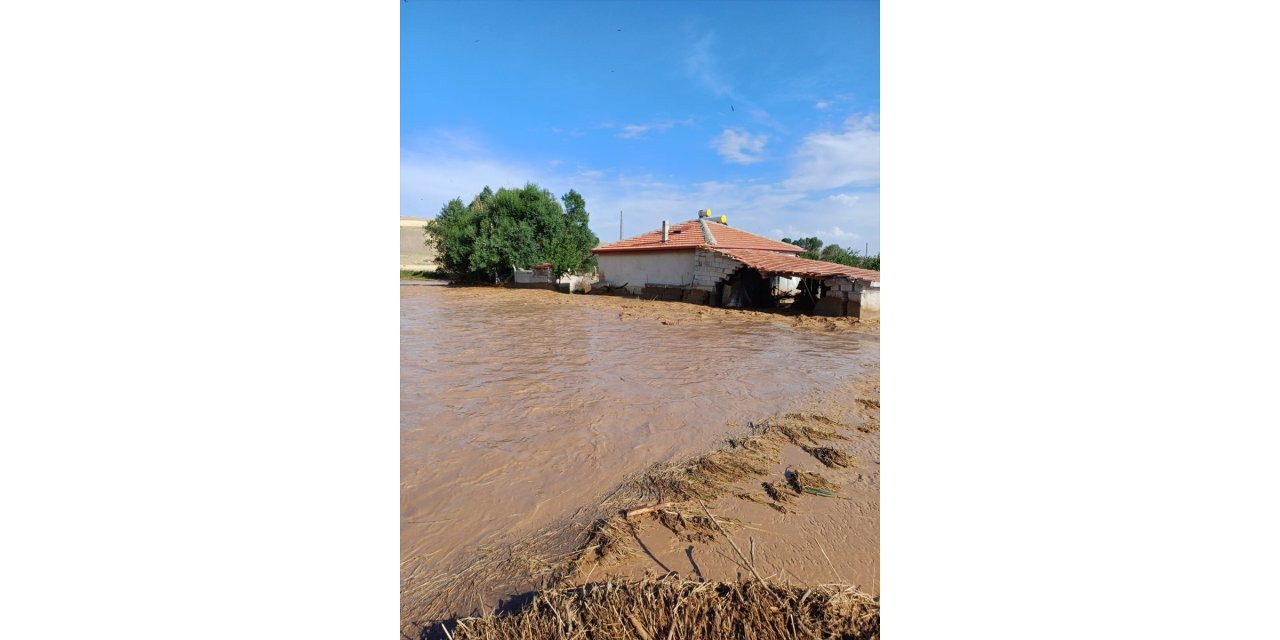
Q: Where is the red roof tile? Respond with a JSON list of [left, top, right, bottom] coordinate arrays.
[[709, 247, 881, 283], [593, 219, 803, 254]]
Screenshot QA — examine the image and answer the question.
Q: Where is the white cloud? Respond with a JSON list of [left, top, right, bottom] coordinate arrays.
[[682, 33, 786, 132], [616, 118, 694, 139], [618, 125, 650, 139], [687, 32, 733, 97], [401, 153, 539, 217], [826, 225, 860, 240], [400, 125, 879, 251], [711, 128, 768, 164], [773, 224, 866, 245], [815, 100, 831, 110], [784, 115, 879, 190]]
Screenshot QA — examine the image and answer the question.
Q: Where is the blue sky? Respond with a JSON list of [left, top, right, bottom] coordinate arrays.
[[402, 0, 880, 254]]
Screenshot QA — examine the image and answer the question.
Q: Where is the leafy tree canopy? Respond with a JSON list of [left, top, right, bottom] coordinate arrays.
[[782, 236, 879, 271], [782, 236, 823, 260], [425, 183, 600, 282]]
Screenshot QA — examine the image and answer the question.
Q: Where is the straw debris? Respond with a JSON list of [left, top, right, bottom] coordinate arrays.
[[786, 466, 839, 495], [655, 502, 739, 542], [802, 445, 853, 468], [579, 516, 639, 566], [761, 481, 793, 507], [736, 491, 788, 514], [768, 414, 851, 446], [424, 575, 880, 640]]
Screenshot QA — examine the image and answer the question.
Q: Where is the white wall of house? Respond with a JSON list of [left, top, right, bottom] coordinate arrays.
[[860, 283, 880, 312], [597, 250, 697, 293]]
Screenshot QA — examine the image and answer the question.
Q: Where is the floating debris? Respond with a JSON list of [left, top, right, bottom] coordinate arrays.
[[786, 466, 839, 496], [761, 481, 793, 506], [802, 445, 853, 468]]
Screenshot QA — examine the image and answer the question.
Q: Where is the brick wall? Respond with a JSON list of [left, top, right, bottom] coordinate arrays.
[[692, 248, 745, 291], [819, 276, 880, 318]]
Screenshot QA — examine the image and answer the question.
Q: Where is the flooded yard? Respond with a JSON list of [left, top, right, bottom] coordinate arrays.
[[401, 282, 879, 617]]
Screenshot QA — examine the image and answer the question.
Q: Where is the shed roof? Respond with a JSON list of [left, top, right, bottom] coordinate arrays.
[[593, 219, 802, 254], [709, 247, 881, 283]]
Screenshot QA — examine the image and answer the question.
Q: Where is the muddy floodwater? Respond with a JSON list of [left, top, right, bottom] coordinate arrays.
[[401, 282, 878, 610]]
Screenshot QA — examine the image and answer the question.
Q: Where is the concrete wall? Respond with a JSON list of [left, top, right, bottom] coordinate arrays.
[[597, 250, 696, 294], [400, 217, 438, 270], [513, 268, 599, 292], [860, 285, 880, 313], [512, 268, 552, 284]]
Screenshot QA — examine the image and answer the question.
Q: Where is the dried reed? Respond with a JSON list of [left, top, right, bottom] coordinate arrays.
[[425, 575, 880, 640]]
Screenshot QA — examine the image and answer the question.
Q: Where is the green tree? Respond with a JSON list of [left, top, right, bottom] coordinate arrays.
[[813, 243, 880, 271], [426, 183, 599, 282], [424, 197, 474, 276], [782, 236, 823, 260], [547, 189, 600, 279], [781, 236, 881, 268], [820, 244, 853, 264]]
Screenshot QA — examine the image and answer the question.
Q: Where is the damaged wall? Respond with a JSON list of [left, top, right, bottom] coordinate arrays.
[[817, 277, 880, 319], [692, 248, 745, 291]]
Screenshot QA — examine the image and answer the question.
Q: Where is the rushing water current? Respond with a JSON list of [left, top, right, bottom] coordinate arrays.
[[400, 282, 878, 586]]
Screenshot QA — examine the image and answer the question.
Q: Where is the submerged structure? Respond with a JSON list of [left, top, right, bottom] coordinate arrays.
[[592, 211, 879, 318]]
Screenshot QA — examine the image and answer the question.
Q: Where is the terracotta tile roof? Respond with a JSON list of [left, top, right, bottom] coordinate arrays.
[[709, 247, 881, 283], [593, 219, 803, 254]]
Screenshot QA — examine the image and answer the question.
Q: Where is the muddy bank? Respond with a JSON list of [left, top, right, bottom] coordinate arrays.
[[575, 374, 880, 593], [431, 282, 880, 336], [401, 284, 879, 632]]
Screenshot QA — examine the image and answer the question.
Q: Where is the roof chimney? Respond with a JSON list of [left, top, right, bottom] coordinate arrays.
[[661, 220, 669, 243]]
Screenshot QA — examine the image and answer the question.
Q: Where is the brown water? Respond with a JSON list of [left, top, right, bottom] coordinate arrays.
[[400, 283, 878, 603]]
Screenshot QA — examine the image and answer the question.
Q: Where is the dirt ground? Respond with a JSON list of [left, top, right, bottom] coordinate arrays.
[[423, 282, 880, 336]]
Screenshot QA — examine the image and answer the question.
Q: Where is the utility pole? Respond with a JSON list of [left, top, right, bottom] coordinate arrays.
[[619, 210, 623, 241]]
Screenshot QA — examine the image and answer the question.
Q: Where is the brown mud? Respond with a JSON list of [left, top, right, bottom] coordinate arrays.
[[401, 283, 879, 635]]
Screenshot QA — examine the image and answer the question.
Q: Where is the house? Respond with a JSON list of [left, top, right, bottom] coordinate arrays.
[[592, 212, 879, 318]]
